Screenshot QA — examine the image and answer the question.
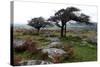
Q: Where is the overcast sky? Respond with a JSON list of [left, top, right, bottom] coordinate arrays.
[[14, 1, 97, 24]]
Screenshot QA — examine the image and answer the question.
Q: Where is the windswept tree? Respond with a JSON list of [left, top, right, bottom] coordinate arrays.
[[48, 7, 91, 37], [28, 17, 53, 34]]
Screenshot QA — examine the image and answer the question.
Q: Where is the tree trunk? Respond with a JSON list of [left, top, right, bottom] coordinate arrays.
[[61, 22, 64, 37], [64, 23, 66, 37], [37, 28, 40, 35]]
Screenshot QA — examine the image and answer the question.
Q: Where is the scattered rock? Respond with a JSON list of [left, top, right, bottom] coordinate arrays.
[[47, 37, 60, 42], [13, 39, 25, 48], [42, 48, 67, 63], [19, 60, 52, 65], [47, 42, 62, 48], [80, 41, 88, 46], [13, 39, 27, 52], [42, 48, 66, 56], [13, 39, 39, 53]]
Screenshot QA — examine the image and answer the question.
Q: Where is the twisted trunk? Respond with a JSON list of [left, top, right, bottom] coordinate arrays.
[[61, 21, 65, 37], [64, 23, 66, 37], [37, 28, 40, 35]]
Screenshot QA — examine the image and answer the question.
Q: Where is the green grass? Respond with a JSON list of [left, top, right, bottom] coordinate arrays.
[[74, 46, 97, 61], [63, 46, 97, 63], [60, 36, 97, 62], [14, 51, 33, 60]]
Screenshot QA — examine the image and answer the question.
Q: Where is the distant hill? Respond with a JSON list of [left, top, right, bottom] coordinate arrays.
[[13, 22, 97, 31], [14, 24, 34, 30], [66, 22, 97, 31]]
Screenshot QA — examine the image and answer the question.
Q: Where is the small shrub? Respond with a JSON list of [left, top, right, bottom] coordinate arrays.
[[52, 56, 61, 63], [13, 56, 22, 66], [24, 39, 39, 54], [67, 47, 74, 58], [63, 45, 74, 58], [39, 52, 48, 60], [51, 53, 65, 63], [27, 43, 38, 54], [63, 45, 70, 51], [14, 43, 27, 52]]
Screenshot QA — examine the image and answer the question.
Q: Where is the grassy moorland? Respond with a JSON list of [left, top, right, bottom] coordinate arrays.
[[13, 28, 97, 65]]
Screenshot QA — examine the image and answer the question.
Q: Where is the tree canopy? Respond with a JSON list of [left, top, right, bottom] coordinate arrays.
[[28, 17, 53, 34], [48, 7, 91, 37]]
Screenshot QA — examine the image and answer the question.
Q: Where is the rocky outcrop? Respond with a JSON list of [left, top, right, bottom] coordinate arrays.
[[13, 39, 40, 53], [41, 48, 67, 63]]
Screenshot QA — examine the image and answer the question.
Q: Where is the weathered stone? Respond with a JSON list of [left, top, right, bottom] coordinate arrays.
[[13, 39, 25, 48], [42, 48, 66, 56], [19, 60, 52, 65], [13, 39, 27, 52], [13, 39, 39, 53], [47, 42, 62, 48], [80, 41, 88, 46], [47, 37, 60, 42], [41, 48, 67, 63]]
